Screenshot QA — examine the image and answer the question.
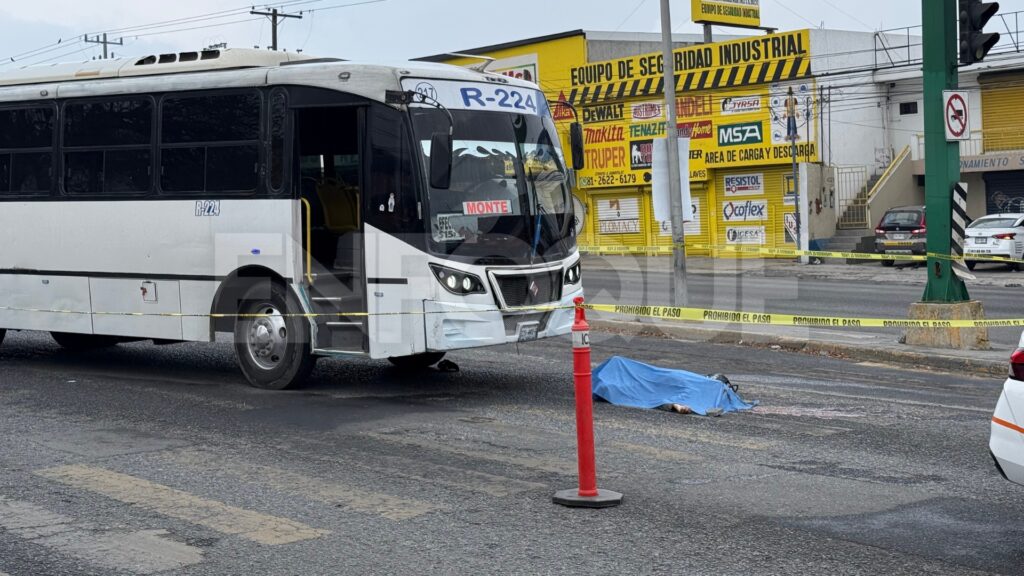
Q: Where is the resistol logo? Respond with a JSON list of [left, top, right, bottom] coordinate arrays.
[[718, 122, 763, 147]]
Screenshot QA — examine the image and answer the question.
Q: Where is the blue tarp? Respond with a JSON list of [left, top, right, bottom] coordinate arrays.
[[592, 356, 757, 415]]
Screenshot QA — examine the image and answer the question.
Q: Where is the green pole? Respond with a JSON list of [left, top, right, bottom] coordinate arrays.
[[921, 0, 970, 302]]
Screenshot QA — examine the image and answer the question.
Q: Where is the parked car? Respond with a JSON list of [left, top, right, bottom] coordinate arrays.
[[874, 205, 926, 267], [964, 213, 1024, 271], [991, 332, 1024, 486]]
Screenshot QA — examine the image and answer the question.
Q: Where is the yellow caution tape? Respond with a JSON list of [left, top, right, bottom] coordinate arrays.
[[0, 304, 569, 320], [588, 303, 1024, 329], [2, 302, 1020, 329], [579, 243, 1024, 265]]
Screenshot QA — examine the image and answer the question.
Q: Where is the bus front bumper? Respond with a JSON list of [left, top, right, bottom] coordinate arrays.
[[423, 287, 583, 352]]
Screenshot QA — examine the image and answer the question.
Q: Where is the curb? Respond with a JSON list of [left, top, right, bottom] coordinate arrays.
[[590, 318, 1008, 377]]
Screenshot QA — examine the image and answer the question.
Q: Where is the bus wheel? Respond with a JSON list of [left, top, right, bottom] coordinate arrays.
[[51, 332, 122, 350], [233, 281, 315, 390], [388, 352, 446, 370]]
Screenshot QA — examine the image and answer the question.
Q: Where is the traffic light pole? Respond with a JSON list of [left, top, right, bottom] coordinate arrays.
[[921, 0, 970, 302]]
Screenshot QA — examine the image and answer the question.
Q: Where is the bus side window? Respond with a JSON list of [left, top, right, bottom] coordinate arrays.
[[366, 106, 420, 235], [0, 105, 54, 197], [63, 98, 153, 196], [269, 89, 287, 193]]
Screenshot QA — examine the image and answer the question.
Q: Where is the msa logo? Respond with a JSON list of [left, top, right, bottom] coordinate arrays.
[[718, 122, 763, 147], [195, 200, 220, 216]]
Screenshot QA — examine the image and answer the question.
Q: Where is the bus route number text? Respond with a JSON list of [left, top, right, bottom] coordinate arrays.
[[460, 87, 537, 114]]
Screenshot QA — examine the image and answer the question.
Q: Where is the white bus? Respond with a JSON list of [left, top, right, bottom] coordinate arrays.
[[0, 49, 584, 389]]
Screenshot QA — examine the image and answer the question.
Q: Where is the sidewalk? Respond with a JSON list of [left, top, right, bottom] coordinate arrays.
[[582, 254, 1024, 288], [590, 315, 1011, 377]]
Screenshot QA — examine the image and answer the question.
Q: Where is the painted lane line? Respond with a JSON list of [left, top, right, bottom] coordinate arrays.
[[161, 449, 444, 521], [0, 497, 203, 573], [34, 465, 327, 545], [750, 383, 993, 414], [363, 432, 580, 475]]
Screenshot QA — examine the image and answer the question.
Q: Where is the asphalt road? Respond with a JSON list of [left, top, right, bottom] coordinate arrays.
[[582, 268, 1024, 348], [0, 330, 1020, 575]]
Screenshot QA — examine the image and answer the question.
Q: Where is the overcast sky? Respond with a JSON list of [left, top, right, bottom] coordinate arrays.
[[0, 0, 959, 69]]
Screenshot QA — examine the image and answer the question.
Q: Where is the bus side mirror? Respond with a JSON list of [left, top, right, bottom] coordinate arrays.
[[570, 122, 585, 170], [430, 132, 453, 190]]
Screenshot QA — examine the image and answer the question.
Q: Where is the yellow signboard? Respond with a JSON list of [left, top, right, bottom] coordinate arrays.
[[692, 0, 761, 28], [564, 30, 810, 105], [576, 80, 818, 187]]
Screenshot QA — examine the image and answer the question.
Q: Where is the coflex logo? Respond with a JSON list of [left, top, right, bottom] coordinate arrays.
[[722, 200, 767, 222], [718, 122, 763, 146], [721, 95, 761, 115]]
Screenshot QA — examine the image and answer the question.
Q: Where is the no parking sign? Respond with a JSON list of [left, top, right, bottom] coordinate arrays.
[[943, 90, 970, 142]]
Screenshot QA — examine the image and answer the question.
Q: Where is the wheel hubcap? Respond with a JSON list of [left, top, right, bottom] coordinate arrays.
[[246, 305, 288, 370]]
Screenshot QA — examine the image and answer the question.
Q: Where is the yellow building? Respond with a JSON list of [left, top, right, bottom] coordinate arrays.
[[418, 29, 819, 256]]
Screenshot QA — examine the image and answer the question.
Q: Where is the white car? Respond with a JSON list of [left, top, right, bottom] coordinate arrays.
[[991, 332, 1024, 485], [965, 213, 1024, 271]]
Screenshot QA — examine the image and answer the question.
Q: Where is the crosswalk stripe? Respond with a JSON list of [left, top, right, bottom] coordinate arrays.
[[363, 432, 579, 475], [0, 497, 203, 573], [35, 465, 327, 545], [161, 450, 444, 521]]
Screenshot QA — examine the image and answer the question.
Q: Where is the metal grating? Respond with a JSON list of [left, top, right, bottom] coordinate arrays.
[[494, 270, 562, 308]]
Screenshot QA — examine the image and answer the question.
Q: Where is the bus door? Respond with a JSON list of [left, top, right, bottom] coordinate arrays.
[[295, 105, 367, 352], [362, 105, 428, 359]]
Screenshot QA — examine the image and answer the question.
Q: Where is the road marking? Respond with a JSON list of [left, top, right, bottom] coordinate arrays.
[[0, 497, 203, 573], [520, 407, 773, 451], [363, 432, 579, 475], [751, 383, 993, 414], [161, 449, 443, 520], [610, 441, 700, 463], [35, 465, 327, 545]]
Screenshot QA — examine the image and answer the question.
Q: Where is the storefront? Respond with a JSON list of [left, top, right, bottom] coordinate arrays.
[[421, 29, 819, 257], [568, 30, 818, 255]]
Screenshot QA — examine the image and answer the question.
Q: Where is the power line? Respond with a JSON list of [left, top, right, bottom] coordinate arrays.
[[250, 7, 303, 51], [83, 33, 123, 60]]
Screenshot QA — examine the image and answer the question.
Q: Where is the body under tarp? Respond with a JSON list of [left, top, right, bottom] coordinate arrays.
[[592, 356, 757, 415]]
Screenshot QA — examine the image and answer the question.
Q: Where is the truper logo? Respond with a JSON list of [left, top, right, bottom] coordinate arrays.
[[718, 122, 763, 146]]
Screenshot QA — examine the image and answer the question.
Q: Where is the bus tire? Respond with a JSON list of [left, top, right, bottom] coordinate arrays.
[[388, 352, 446, 370], [0, 329, 5, 348], [51, 332, 122, 350], [233, 281, 315, 390]]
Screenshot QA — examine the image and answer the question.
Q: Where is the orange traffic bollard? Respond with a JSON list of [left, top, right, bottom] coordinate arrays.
[[553, 297, 623, 508]]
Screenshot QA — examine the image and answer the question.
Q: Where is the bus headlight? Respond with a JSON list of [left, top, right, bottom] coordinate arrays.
[[564, 261, 582, 285], [430, 264, 486, 295]]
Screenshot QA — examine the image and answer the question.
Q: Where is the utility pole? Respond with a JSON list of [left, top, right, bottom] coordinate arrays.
[[660, 0, 687, 307], [920, 0, 969, 302], [250, 7, 303, 51], [83, 33, 123, 59]]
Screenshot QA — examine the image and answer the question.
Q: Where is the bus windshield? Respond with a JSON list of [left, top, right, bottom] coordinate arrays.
[[411, 108, 574, 263]]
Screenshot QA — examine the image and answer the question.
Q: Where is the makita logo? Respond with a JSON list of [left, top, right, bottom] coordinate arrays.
[[721, 95, 761, 115], [718, 122, 763, 146]]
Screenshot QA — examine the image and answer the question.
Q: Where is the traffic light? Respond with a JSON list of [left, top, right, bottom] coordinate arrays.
[[959, 0, 1001, 65]]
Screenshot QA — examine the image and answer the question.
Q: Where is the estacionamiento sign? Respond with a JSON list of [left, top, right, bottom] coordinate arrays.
[[692, 0, 761, 28]]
